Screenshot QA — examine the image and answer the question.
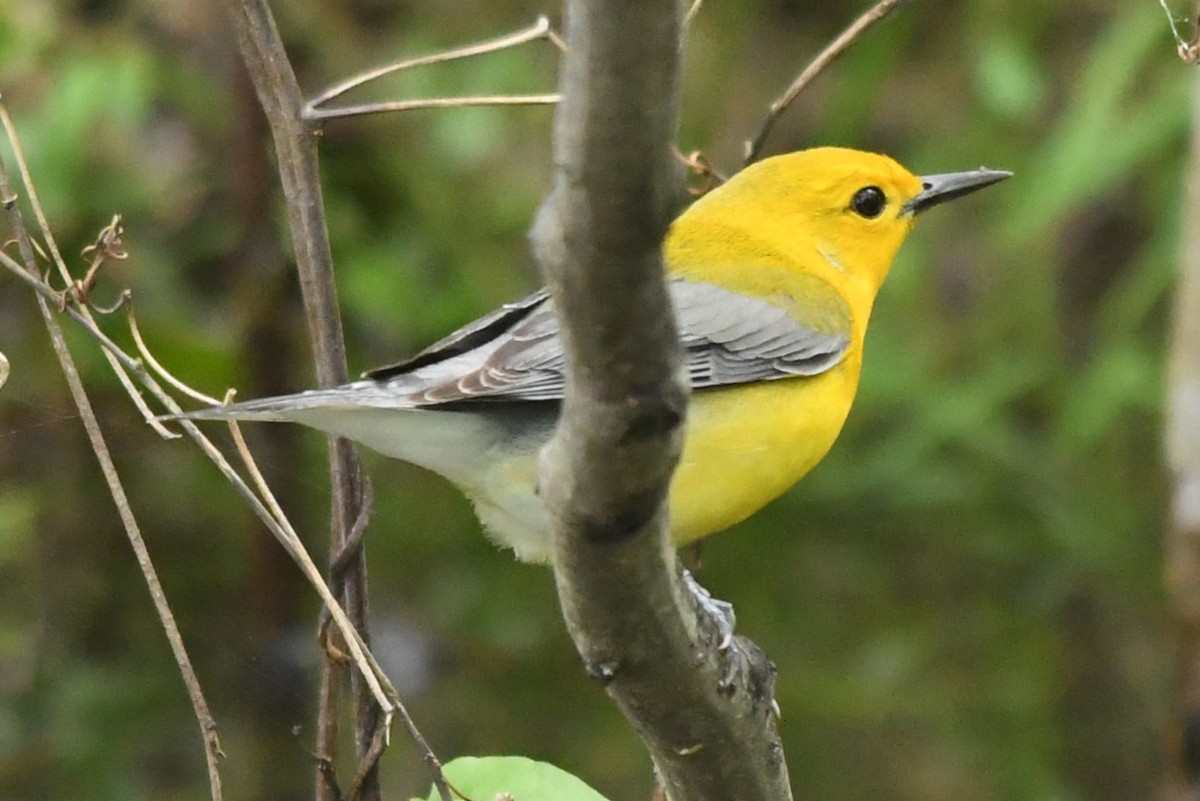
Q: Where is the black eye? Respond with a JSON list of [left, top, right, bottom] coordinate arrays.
[[851, 186, 886, 218]]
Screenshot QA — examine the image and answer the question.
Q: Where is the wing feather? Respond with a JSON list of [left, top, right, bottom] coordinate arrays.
[[372, 278, 851, 406]]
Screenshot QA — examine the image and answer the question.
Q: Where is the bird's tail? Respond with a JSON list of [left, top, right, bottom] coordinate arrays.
[[158, 382, 548, 489], [160, 381, 420, 424]]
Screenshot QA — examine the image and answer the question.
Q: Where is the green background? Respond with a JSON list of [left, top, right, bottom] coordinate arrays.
[[0, 0, 1186, 798]]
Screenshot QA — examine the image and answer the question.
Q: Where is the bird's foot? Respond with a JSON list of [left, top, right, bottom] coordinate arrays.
[[682, 569, 781, 717], [682, 568, 736, 652], [682, 568, 748, 691]]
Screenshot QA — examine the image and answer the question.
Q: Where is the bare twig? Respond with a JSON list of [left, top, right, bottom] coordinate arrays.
[[305, 17, 563, 122], [0, 245, 408, 753], [307, 94, 561, 122], [219, 0, 458, 797], [128, 307, 225, 408], [1, 229, 406, 723], [345, 722, 389, 801], [530, 1, 791, 799], [745, 0, 910, 164], [329, 476, 373, 577], [224, 423, 398, 708], [0, 109, 225, 801], [343, 687, 450, 801], [0, 106, 177, 437], [0, 242, 400, 721], [220, 3, 375, 798]]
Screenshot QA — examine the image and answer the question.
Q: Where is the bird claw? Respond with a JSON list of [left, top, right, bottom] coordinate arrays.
[[680, 570, 779, 716], [682, 569, 737, 651], [718, 648, 741, 692], [682, 568, 741, 691]]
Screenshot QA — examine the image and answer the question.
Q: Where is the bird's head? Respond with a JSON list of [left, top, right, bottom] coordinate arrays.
[[672, 147, 1010, 298]]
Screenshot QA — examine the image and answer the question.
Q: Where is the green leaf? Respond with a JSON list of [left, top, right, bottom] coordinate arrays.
[[417, 756, 611, 801]]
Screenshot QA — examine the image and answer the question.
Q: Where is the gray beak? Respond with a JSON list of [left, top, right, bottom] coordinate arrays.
[[901, 167, 1012, 216]]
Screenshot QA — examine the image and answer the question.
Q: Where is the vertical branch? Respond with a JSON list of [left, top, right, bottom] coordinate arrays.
[[1167, 69, 1200, 801], [530, 1, 792, 799], [216, 2, 375, 799]]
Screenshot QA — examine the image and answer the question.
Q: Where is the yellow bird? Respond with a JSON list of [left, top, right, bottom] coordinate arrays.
[[183, 147, 1008, 562]]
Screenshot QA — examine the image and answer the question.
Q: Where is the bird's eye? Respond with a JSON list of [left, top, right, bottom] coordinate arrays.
[[850, 186, 886, 219]]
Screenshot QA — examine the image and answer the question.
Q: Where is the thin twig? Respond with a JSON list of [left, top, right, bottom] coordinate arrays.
[[305, 17, 562, 122], [0, 243, 400, 722], [0, 110, 225, 801], [329, 475, 374, 578], [309, 16, 551, 107], [128, 307, 226, 407], [306, 94, 561, 122], [345, 701, 453, 801], [218, 1, 385, 797], [345, 704, 455, 801], [744, 0, 910, 164], [345, 723, 388, 801], [224, 421, 398, 710], [0, 104, 177, 439]]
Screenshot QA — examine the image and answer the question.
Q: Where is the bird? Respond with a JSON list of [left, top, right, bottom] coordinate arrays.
[[177, 147, 1010, 563]]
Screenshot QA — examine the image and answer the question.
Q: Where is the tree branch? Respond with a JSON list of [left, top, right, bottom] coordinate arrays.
[[217, 2, 377, 798], [530, 1, 792, 799]]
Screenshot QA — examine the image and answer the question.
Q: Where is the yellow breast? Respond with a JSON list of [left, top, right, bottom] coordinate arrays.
[[668, 348, 862, 545]]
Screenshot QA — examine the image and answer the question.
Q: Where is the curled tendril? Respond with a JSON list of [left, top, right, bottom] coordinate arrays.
[[68, 214, 127, 308]]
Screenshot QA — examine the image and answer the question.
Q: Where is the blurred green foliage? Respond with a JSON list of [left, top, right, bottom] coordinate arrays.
[[0, 0, 1189, 799]]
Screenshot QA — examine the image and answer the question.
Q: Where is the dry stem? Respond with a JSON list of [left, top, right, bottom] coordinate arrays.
[[0, 240, 399, 709], [217, 0, 391, 797], [0, 219, 417, 801], [0, 106, 225, 801], [744, 0, 910, 164], [304, 17, 563, 122]]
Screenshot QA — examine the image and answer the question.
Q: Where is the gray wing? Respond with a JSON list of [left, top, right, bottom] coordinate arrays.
[[174, 278, 852, 420], [382, 278, 851, 405], [672, 279, 850, 388], [366, 288, 550, 379]]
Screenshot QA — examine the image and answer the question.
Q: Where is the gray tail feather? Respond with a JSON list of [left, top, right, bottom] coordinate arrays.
[[159, 403, 290, 423], [159, 395, 305, 423], [158, 385, 410, 423]]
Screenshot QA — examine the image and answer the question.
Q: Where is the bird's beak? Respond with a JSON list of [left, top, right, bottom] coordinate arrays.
[[901, 167, 1012, 216]]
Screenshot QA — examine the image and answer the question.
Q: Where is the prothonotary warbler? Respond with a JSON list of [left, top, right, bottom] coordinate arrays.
[[179, 147, 1009, 562]]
